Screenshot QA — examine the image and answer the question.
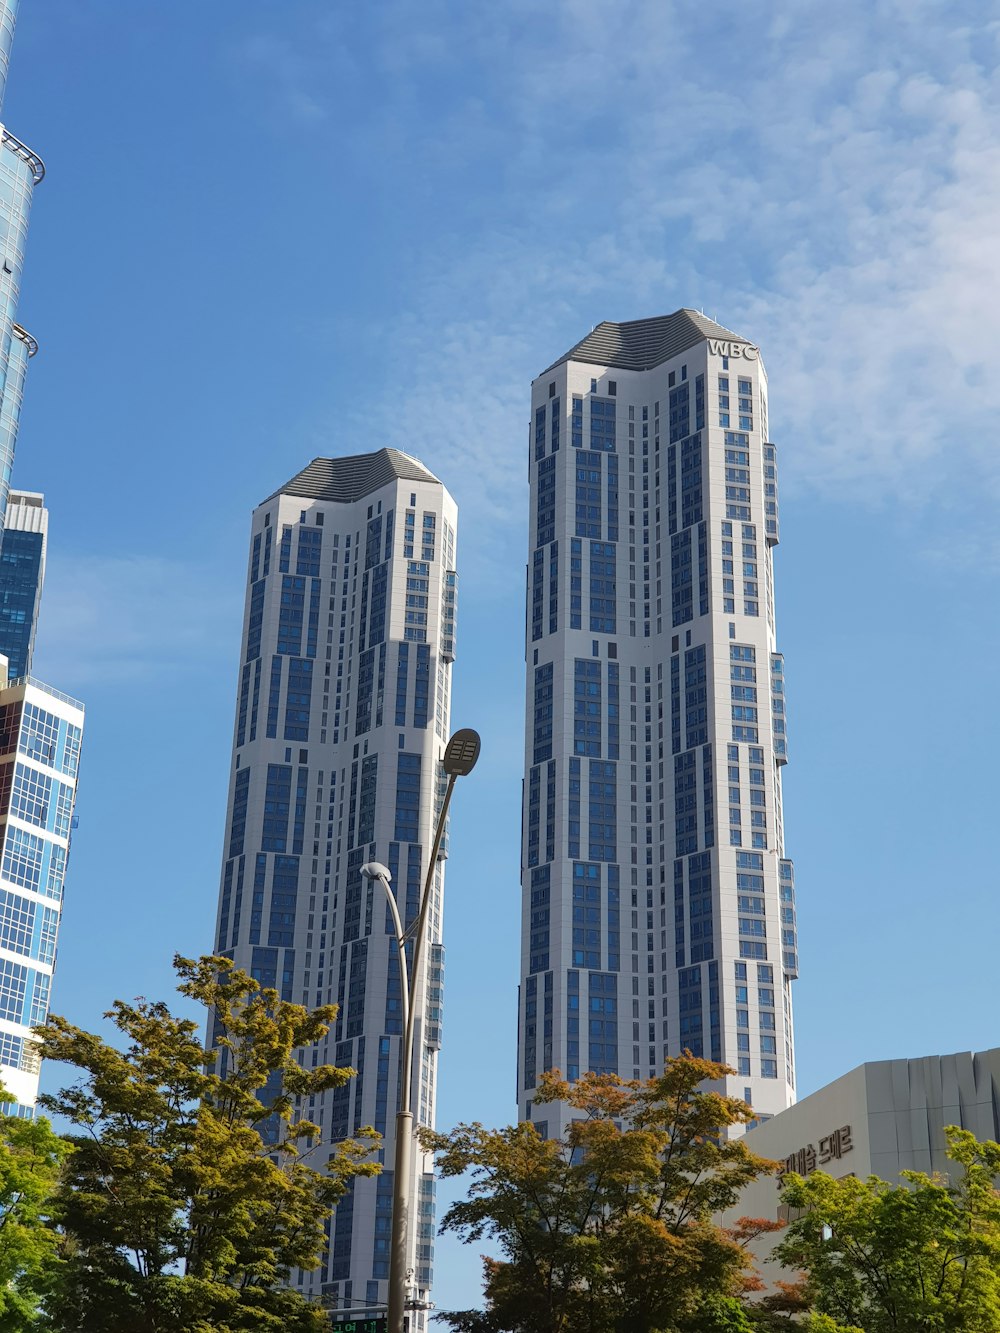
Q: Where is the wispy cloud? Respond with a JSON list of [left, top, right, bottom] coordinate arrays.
[[233, 1, 1000, 568], [31, 554, 243, 689], [227, 31, 338, 124]]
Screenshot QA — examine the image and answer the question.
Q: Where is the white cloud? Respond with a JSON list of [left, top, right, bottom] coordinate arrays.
[[238, 1, 1000, 565]]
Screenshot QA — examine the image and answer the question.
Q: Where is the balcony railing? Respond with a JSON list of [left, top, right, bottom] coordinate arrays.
[[9, 675, 84, 711], [1, 129, 44, 184], [12, 323, 37, 357]]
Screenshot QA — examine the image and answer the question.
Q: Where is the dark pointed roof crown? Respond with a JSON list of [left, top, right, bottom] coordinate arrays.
[[265, 448, 440, 505], [541, 308, 752, 375]]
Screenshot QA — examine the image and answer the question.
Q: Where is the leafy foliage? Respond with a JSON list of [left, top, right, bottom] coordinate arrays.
[[774, 1126, 1000, 1332], [744, 1277, 812, 1328], [675, 1294, 757, 1331], [424, 1055, 779, 1333], [0, 1088, 66, 1329], [34, 953, 379, 1332]]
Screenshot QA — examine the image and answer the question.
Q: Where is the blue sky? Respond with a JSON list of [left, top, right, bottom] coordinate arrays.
[[8, 0, 1000, 1313]]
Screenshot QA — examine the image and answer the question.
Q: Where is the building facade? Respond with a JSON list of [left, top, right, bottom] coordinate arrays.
[[0, 0, 44, 533], [212, 448, 458, 1323], [518, 311, 797, 1136], [0, 489, 46, 677], [721, 1046, 1000, 1281], [0, 2, 86, 1117], [0, 665, 83, 1115]]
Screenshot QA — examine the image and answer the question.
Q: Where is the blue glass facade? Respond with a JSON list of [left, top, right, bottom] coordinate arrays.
[[0, 2, 17, 112], [0, 328, 31, 522], [0, 521, 43, 676], [0, 0, 43, 539], [0, 145, 40, 528]]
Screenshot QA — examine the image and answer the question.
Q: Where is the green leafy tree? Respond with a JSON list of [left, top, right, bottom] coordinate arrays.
[[34, 954, 379, 1333], [675, 1294, 756, 1331], [800, 1319, 864, 1333], [773, 1126, 1000, 1332], [0, 1087, 66, 1328], [424, 1055, 779, 1333]]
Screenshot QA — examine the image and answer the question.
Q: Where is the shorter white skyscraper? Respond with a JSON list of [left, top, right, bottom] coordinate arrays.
[[212, 448, 458, 1322], [0, 660, 83, 1114]]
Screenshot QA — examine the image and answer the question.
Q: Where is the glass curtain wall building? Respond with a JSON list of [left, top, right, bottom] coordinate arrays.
[[0, 489, 46, 677], [0, 0, 44, 529], [518, 311, 797, 1136], [0, 2, 86, 1117], [212, 447, 459, 1323]]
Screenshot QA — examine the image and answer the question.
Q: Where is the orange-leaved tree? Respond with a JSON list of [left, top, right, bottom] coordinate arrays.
[[423, 1054, 779, 1333]]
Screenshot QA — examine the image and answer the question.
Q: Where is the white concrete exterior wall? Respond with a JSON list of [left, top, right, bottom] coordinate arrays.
[[212, 457, 457, 1324], [0, 677, 83, 1112], [519, 320, 796, 1139], [721, 1047, 1000, 1282]]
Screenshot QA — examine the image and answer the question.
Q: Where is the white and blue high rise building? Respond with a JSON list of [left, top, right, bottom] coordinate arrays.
[[0, 1, 85, 1118], [518, 311, 797, 1136], [0, 666, 82, 1115], [212, 448, 458, 1323]]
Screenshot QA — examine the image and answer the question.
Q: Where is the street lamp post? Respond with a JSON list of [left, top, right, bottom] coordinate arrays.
[[361, 727, 480, 1333]]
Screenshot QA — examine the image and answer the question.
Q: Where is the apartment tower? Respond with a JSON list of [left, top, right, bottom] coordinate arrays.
[[519, 311, 797, 1135], [212, 449, 458, 1323], [0, 666, 83, 1114]]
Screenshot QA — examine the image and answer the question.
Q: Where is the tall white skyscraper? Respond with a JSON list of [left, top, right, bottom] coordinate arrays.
[[518, 311, 797, 1136], [212, 448, 458, 1323]]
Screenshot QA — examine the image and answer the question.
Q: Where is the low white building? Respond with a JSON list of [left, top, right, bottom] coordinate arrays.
[[725, 1047, 1000, 1272]]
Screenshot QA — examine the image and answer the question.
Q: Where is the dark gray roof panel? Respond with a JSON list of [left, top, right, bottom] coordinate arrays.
[[266, 448, 440, 505], [540, 308, 751, 375]]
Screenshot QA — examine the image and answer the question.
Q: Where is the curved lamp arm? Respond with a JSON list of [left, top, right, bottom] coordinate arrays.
[[361, 863, 410, 1022]]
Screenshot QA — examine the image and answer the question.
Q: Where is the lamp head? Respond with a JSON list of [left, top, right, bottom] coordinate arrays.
[[360, 861, 392, 883], [443, 728, 481, 777]]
